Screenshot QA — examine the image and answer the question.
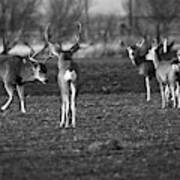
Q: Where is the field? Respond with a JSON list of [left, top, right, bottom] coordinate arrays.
[[0, 57, 180, 180]]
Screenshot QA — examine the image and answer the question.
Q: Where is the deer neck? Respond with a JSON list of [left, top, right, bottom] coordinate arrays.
[[147, 47, 159, 69], [134, 55, 146, 66], [152, 50, 159, 69], [57, 54, 65, 70]]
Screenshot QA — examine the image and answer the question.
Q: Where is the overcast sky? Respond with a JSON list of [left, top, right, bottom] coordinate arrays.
[[42, 0, 126, 16], [89, 0, 126, 16]]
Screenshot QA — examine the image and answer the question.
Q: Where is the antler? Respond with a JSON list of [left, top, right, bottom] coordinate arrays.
[[21, 41, 38, 63], [74, 21, 82, 43], [136, 38, 145, 48], [44, 23, 53, 46], [70, 21, 91, 51], [163, 38, 168, 53], [32, 44, 48, 58], [43, 23, 64, 57], [76, 21, 82, 34], [21, 24, 52, 62], [23, 41, 48, 60], [23, 41, 35, 56]]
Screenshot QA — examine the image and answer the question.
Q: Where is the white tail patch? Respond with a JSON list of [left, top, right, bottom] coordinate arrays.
[[64, 70, 77, 82]]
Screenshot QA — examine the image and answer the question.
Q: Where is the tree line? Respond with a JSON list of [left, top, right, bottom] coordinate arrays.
[[1, 0, 180, 54], [0, 0, 88, 54], [125, 0, 180, 40]]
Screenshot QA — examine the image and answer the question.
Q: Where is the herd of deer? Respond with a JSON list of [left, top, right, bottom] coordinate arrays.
[[0, 21, 180, 128], [0, 22, 84, 128], [127, 37, 180, 109]]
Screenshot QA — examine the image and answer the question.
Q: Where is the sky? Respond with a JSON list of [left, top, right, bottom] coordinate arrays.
[[89, 0, 126, 16], [42, 0, 126, 16]]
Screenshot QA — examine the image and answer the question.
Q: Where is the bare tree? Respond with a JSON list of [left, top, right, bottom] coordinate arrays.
[[90, 14, 120, 42], [122, 0, 133, 35], [102, 15, 118, 43], [0, 0, 41, 54], [47, 0, 84, 42], [83, 0, 93, 40], [124, 0, 180, 39]]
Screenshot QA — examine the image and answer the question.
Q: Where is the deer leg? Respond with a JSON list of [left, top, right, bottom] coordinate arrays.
[[164, 85, 170, 103], [16, 85, 26, 113], [1, 83, 14, 111], [65, 95, 70, 128], [70, 83, 76, 128], [159, 83, 166, 108], [170, 84, 176, 108], [60, 99, 65, 127], [145, 76, 151, 101], [176, 83, 180, 108]]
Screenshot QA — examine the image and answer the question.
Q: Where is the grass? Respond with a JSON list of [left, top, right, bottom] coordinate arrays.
[[0, 94, 180, 179], [0, 57, 180, 179]]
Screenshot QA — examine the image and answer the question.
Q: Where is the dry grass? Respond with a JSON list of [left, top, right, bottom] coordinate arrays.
[[0, 93, 180, 180], [0, 56, 180, 179]]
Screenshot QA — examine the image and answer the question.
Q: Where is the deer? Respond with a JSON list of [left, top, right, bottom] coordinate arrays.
[[127, 37, 178, 103], [155, 37, 176, 61], [147, 39, 180, 108], [0, 49, 48, 113], [43, 22, 84, 128], [127, 42, 156, 102]]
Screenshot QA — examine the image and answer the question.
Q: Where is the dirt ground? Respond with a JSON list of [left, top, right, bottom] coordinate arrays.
[[0, 93, 180, 180]]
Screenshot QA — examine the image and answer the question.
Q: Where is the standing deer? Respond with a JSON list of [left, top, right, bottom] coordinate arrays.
[[0, 52, 48, 113], [147, 40, 180, 108], [127, 37, 177, 103], [127, 44, 156, 102], [44, 23, 82, 128]]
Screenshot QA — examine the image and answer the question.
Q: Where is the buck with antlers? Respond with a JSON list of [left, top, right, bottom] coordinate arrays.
[[44, 22, 84, 128], [0, 45, 48, 113]]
